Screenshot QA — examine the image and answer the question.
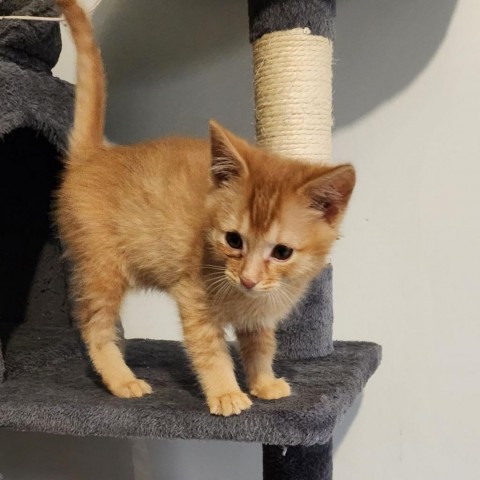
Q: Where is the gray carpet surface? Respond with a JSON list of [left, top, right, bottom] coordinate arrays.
[[248, 0, 336, 42], [0, 0, 74, 152], [276, 266, 334, 360], [0, 4, 71, 382], [0, 321, 380, 446], [0, 0, 61, 72]]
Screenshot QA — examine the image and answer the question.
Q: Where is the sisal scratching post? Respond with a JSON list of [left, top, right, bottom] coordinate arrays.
[[253, 28, 333, 163], [248, 1, 337, 479]]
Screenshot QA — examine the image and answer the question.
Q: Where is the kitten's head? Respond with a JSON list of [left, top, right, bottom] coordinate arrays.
[[205, 121, 355, 305]]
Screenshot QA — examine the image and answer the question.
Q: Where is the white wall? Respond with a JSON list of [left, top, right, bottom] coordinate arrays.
[[332, 1, 480, 478], [45, 0, 480, 478]]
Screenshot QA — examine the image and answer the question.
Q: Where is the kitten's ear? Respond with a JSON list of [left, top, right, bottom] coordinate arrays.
[[301, 164, 356, 224], [209, 120, 248, 187]]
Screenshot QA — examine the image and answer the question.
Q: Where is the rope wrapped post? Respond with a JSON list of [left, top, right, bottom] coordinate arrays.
[[248, 1, 336, 479], [253, 27, 333, 163]]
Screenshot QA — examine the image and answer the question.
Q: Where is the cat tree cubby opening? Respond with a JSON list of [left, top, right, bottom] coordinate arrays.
[[0, 1, 381, 479]]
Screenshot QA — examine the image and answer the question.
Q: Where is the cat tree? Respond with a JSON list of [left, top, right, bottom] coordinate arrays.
[[0, 1, 381, 479]]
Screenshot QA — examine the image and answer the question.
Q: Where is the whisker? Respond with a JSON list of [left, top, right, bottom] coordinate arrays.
[[204, 271, 225, 281], [210, 281, 234, 308], [206, 277, 228, 292]]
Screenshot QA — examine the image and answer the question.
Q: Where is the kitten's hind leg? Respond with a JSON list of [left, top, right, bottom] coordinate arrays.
[[236, 327, 291, 400], [172, 278, 252, 416], [75, 267, 152, 398]]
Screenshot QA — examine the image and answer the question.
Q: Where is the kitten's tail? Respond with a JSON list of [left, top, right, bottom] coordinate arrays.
[[57, 0, 105, 157]]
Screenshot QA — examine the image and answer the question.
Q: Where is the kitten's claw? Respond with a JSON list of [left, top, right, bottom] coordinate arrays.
[[208, 391, 252, 416], [109, 378, 153, 398], [251, 378, 291, 400]]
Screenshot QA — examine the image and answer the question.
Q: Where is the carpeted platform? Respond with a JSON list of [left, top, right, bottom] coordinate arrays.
[[0, 337, 380, 446], [0, 317, 380, 446]]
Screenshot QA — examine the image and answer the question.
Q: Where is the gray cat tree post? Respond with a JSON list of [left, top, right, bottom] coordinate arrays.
[[0, 1, 381, 479], [249, 1, 365, 477]]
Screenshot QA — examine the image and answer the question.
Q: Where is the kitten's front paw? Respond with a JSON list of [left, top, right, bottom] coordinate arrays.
[[208, 391, 252, 416], [251, 378, 291, 400], [109, 378, 153, 398]]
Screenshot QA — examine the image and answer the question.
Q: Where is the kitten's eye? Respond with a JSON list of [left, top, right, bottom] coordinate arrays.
[[271, 244, 293, 261], [226, 231, 243, 249]]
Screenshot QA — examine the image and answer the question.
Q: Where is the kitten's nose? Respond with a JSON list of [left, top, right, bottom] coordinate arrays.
[[240, 277, 257, 290]]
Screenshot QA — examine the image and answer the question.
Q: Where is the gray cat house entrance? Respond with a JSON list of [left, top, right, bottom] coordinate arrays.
[[0, 1, 381, 479]]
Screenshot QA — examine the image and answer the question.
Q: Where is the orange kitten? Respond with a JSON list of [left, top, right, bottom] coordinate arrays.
[[55, 0, 355, 415]]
